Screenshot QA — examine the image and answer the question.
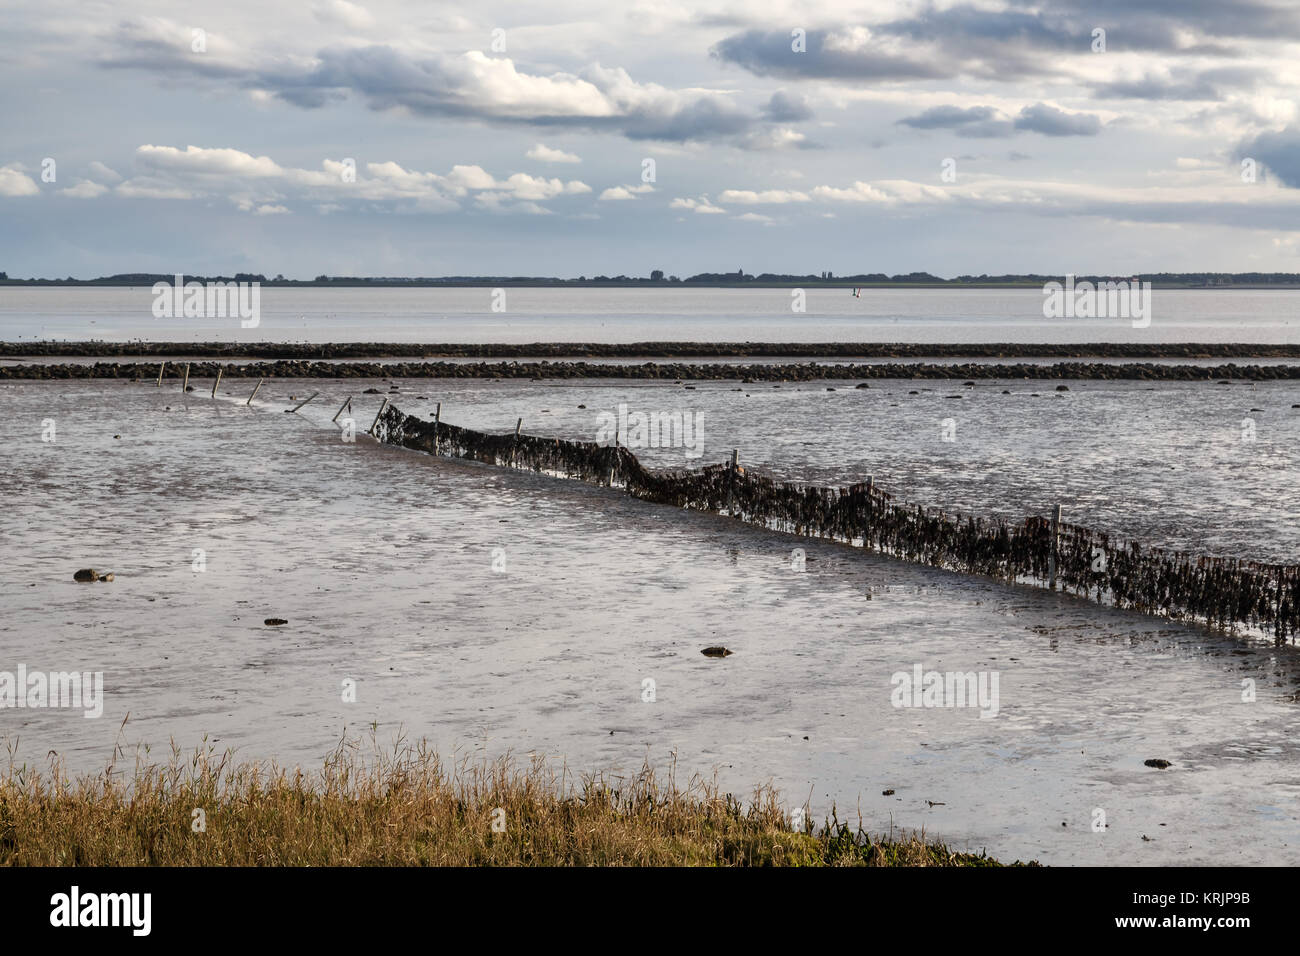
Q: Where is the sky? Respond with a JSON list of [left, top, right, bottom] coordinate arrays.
[[3, 0, 1300, 279]]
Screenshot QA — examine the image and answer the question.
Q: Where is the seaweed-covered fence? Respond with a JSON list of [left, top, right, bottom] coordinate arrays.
[[372, 403, 1300, 641]]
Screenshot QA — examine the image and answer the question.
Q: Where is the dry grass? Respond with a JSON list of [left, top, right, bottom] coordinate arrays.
[[0, 731, 1020, 867]]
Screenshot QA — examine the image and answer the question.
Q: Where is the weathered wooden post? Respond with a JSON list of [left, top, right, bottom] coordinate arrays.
[[332, 395, 353, 423], [246, 377, 263, 405], [211, 368, 223, 398], [729, 449, 739, 514], [156, 362, 165, 387], [433, 402, 441, 455], [1049, 503, 1062, 589], [288, 392, 318, 413], [510, 417, 522, 466], [181, 363, 190, 392], [369, 398, 389, 435]]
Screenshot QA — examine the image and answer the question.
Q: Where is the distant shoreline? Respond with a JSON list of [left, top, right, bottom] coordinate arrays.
[[5, 276, 1300, 290]]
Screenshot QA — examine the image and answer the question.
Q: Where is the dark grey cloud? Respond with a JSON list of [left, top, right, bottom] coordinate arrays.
[[1240, 126, 1300, 188], [1088, 67, 1264, 101], [709, 29, 948, 82], [898, 103, 1100, 138], [99, 27, 759, 144], [898, 105, 1015, 138], [762, 90, 813, 122], [1013, 102, 1101, 136], [713, 2, 1300, 90]]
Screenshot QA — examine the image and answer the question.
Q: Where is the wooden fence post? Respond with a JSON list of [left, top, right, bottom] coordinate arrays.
[[332, 395, 353, 423], [510, 417, 522, 466], [288, 392, 318, 413], [246, 377, 263, 406], [433, 402, 441, 455], [211, 368, 222, 398], [369, 398, 389, 435], [1049, 503, 1061, 589], [181, 363, 190, 392], [156, 363, 165, 387], [729, 449, 739, 514]]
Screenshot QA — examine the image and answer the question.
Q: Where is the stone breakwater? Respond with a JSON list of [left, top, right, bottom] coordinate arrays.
[[5, 359, 1300, 381], [6, 341, 1300, 360]]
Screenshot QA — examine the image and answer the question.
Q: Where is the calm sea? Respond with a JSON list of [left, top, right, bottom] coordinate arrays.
[[1, 286, 1298, 344]]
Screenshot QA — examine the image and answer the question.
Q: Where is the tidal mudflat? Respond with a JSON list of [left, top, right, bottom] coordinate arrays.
[[3, 377, 1299, 866]]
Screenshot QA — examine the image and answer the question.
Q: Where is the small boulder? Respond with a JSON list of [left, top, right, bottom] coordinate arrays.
[[264, 618, 288, 626], [1055, 385, 1069, 391], [73, 568, 98, 583], [1143, 758, 1172, 769], [701, 646, 733, 658]]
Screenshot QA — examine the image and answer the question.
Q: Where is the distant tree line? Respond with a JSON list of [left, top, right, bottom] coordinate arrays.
[[4, 271, 1300, 287]]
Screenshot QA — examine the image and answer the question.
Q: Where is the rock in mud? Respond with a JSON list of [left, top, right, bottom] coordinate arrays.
[[1143, 758, 1172, 769], [701, 646, 733, 657], [73, 568, 98, 582], [264, 618, 288, 626]]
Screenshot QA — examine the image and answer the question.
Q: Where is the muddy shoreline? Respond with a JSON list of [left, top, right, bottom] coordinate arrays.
[[6, 359, 1300, 381], [7, 341, 1300, 360]]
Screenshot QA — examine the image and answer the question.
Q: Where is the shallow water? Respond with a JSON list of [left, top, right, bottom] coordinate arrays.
[[3, 286, 1300, 344], [2, 378, 1299, 866]]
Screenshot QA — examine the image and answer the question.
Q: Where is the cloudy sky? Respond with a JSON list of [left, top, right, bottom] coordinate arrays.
[[3, 0, 1300, 278]]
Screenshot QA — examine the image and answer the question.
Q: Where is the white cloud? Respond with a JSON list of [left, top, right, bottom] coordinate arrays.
[[0, 165, 40, 197], [527, 144, 582, 163], [108, 145, 589, 214], [670, 195, 726, 214], [598, 184, 653, 200], [87, 161, 122, 183], [311, 0, 374, 30], [718, 189, 810, 204], [59, 180, 109, 198]]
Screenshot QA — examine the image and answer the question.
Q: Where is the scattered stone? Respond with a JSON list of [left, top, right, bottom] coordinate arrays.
[[99, 573, 114, 582], [1002, 390, 1011, 394], [882, 789, 895, 796], [113, 434, 120, 439], [1250, 407, 1263, 412], [1055, 384, 1069, 391], [908, 390, 919, 395], [855, 382, 871, 389], [577, 404, 586, 409], [264, 618, 288, 626], [73, 568, 98, 582], [700, 646, 732, 657], [1144, 758, 1172, 769], [363, 387, 381, 394], [185, 385, 194, 391]]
